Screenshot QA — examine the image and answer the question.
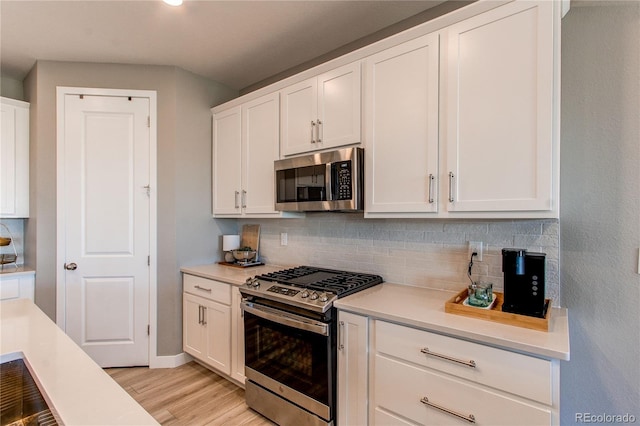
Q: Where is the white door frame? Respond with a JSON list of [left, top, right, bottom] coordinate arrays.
[[55, 86, 158, 367]]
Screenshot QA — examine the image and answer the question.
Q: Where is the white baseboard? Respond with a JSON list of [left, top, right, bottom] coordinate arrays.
[[149, 352, 192, 369]]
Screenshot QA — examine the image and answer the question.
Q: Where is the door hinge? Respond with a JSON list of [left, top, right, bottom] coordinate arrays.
[[147, 324, 150, 336], [147, 255, 150, 266], [147, 116, 150, 127]]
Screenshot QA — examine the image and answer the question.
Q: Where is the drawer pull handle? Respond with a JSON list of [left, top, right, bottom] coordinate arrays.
[[420, 347, 476, 368], [420, 396, 476, 423], [195, 285, 212, 293]]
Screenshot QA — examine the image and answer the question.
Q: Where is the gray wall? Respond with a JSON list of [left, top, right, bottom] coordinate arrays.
[[1, 76, 25, 100], [23, 61, 237, 355], [560, 2, 640, 423]]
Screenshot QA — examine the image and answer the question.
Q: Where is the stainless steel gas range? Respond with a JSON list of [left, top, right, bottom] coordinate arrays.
[[240, 266, 383, 426]]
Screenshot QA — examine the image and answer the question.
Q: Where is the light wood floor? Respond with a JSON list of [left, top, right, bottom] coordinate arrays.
[[105, 361, 275, 426]]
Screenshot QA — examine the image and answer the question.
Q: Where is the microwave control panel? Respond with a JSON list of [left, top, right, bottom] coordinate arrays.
[[332, 161, 352, 200]]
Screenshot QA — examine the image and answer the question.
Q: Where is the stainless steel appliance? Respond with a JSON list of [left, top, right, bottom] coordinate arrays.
[[274, 147, 364, 212], [240, 266, 383, 426], [501, 248, 547, 318]]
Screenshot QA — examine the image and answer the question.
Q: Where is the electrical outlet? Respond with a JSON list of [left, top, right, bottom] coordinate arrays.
[[280, 232, 288, 246], [468, 241, 483, 262]]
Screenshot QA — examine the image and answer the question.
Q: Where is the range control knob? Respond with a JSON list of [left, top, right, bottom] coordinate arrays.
[[319, 293, 329, 302], [245, 277, 260, 287], [300, 290, 310, 298], [310, 291, 319, 300]]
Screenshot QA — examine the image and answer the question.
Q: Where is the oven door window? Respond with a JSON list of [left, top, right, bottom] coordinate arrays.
[[244, 310, 331, 405]]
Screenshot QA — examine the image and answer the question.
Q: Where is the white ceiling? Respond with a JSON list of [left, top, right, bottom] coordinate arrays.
[[1, 0, 446, 91]]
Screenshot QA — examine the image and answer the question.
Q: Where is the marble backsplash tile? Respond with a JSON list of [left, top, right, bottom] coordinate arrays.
[[237, 214, 560, 305]]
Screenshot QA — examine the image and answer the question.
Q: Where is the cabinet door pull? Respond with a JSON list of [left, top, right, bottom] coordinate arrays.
[[338, 320, 345, 351], [428, 173, 435, 203], [201, 306, 207, 325], [420, 396, 476, 423], [317, 119, 323, 143], [234, 191, 240, 208], [420, 347, 476, 368], [311, 121, 316, 143], [448, 172, 455, 202], [198, 305, 203, 325], [195, 285, 212, 293], [241, 190, 247, 208]]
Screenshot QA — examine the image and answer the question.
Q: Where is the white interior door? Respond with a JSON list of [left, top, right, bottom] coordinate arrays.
[[61, 93, 150, 367]]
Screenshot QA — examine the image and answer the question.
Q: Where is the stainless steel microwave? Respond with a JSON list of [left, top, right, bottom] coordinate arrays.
[[274, 147, 364, 212]]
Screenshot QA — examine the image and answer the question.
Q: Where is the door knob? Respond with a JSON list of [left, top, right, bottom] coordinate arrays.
[[64, 262, 78, 270]]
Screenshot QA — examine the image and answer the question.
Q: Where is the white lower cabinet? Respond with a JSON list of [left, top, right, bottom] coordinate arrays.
[[374, 355, 551, 425], [336, 313, 560, 425], [0, 272, 35, 301], [337, 311, 369, 426], [230, 286, 245, 384], [182, 274, 232, 378]]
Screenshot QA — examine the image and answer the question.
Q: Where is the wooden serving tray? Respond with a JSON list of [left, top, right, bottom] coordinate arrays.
[[444, 288, 551, 332]]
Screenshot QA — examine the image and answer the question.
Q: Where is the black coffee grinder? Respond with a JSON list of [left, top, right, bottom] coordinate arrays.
[[501, 248, 547, 318]]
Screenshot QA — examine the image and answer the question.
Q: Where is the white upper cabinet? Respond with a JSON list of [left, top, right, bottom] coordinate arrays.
[[242, 93, 281, 216], [212, 105, 242, 215], [364, 33, 440, 215], [280, 62, 361, 156], [1, 97, 30, 218], [212, 92, 286, 218], [211, 0, 561, 219], [443, 0, 556, 215], [365, 0, 559, 219]]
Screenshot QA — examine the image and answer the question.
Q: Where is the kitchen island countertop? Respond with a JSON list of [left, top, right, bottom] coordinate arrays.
[[0, 298, 158, 425], [335, 283, 570, 361]]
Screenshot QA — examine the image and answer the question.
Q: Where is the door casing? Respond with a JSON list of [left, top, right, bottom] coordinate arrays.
[[55, 86, 158, 366]]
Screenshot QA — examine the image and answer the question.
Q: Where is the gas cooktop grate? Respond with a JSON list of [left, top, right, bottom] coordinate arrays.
[[256, 266, 383, 297]]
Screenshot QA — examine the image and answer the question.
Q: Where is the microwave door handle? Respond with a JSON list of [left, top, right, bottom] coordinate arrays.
[[326, 163, 333, 201]]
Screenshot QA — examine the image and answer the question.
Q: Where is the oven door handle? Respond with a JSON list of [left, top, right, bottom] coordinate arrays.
[[242, 302, 329, 336]]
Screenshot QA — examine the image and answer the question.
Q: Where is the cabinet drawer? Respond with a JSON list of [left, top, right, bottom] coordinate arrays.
[[183, 274, 231, 305], [0, 275, 35, 301], [374, 407, 414, 426], [0, 279, 20, 300], [375, 320, 552, 404], [374, 355, 551, 426]]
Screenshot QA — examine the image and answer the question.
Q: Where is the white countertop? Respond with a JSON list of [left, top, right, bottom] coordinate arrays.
[[0, 298, 158, 425], [0, 266, 35, 277], [334, 283, 570, 361], [180, 262, 293, 285], [180, 263, 570, 361]]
